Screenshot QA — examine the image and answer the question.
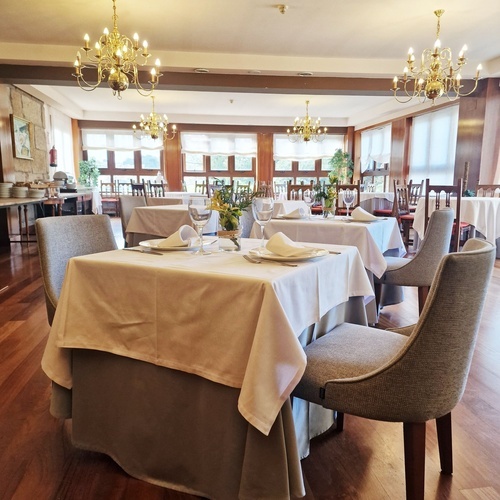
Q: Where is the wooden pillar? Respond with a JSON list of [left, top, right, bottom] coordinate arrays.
[[164, 133, 182, 191], [257, 133, 273, 185]]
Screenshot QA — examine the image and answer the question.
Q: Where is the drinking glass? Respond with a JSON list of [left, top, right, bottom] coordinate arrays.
[[342, 189, 355, 217], [303, 189, 314, 218], [252, 197, 275, 248], [188, 197, 213, 255]]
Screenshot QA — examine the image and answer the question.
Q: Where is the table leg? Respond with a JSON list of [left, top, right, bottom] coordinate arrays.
[[24, 204, 29, 242], [17, 206, 22, 240]]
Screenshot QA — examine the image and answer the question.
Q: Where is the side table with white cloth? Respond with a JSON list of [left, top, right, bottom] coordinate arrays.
[[125, 204, 219, 246], [412, 196, 500, 257], [41, 239, 373, 499], [146, 192, 207, 206]]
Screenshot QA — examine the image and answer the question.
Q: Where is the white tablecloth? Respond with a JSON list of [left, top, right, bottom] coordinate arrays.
[[125, 205, 219, 246], [146, 192, 207, 206], [413, 196, 500, 245], [273, 200, 309, 218], [360, 192, 394, 213], [42, 239, 373, 436], [251, 216, 405, 278]]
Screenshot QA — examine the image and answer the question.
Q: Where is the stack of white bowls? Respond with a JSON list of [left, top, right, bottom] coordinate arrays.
[[0, 182, 13, 198], [28, 188, 46, 199], [11, 186, 29, 198]]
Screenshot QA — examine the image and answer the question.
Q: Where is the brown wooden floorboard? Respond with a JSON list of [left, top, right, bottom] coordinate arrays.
[[1, 218, 499, 500]]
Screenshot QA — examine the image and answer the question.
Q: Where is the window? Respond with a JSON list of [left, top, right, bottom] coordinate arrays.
[[409, 106, 459, 185], [181, 132, 257, 192], [82, 129, 163, 185], [273, 134, 344, 184], [360, 124, 392, 192]]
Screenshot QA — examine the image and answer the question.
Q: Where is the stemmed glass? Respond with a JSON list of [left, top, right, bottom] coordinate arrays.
[[252, 197, 275, 248], [342, 189, 355, 218], [188, 197, 213, 255], [303, 189, 314, 218]]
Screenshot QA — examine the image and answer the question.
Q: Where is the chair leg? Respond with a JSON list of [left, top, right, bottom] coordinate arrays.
[[417, 286, 429, 315], [436, 412, 453, 475], [374, 281, 382, 314], [403, 422, 426, 500], [335, 411, 344, 432]]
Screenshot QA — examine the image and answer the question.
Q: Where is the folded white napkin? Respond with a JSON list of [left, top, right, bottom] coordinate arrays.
[[265, 232, 313, 257], [283, 207, 307, 219], [157, 225, 198, 247], [351, 206, 377, 221]]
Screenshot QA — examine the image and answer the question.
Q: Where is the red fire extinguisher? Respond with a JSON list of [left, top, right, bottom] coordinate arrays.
[[49, 146, 57, 167]]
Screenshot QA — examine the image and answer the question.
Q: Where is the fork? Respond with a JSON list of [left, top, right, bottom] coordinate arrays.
[[243, 254, 298, 267]]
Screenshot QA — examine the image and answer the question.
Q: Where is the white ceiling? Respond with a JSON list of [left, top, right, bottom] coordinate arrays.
[[2, 0, 500, 128]]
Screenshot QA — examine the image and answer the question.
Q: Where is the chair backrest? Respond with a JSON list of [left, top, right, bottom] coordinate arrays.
[[392, 179, 410, 218], [335, 180, 361, 214], [476, 184, 500, 198], [119, 194, 148, 242], [35, 215, 118, 325], [130, 180, 147, 197], [100, 182, 116, 198], [235, 180, 252, 194], [147, 180, 165, 197], [343, 238, 494, 422], [384, 208, 454, 287], [408, 179, 424, 207], [273, 182, 287, 199], [424, 178, 463, 252], [116, 181, 131, 195], [194, 181, 206, 194], [287, 181, 313, 200]]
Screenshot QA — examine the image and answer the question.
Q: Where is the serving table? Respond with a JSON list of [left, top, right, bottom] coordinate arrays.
[[0, 196, 46, 246], [125, 204, 219, 246], [42, 239, 373, 499]]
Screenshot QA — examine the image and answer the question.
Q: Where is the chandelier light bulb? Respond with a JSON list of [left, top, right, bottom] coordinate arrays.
[[393, 9, 481, 105], [72, 0, 162, 98]]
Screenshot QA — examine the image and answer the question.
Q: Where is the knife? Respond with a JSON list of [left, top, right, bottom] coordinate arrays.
[[123, 247, 163, 256]]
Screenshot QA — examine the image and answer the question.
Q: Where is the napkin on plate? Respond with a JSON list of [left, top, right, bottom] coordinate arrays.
[[265, 232, 314, 257], [351, 206, 378, 221], [157, 225, 198, 247], [283, 207, 307, 219]]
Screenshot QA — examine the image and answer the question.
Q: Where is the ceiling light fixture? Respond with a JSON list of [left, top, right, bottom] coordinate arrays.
[[393, 9, 481, 104], [72, 0, 162, 99], [132, 96, 177, 141], [277, 5, 288, 14], [287, 100, 327, 143]]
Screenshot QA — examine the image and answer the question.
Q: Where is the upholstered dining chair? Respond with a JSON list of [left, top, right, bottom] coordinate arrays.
[[35, 215, 117, 326], [374, 208, 454, 315], [119, 194, 147, 246], [293, 238, 495, 500]]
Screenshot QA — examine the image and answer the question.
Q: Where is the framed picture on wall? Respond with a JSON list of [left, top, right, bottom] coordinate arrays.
[[10, 115, 33, 160]]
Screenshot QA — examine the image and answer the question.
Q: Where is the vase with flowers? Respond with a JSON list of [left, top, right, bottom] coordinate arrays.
[[210, 185, 254, 251], [314, 183, 337, 218]]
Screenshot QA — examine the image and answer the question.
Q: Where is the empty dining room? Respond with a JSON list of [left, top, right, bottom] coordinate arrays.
[[0, 224, 499, 499], [1, 0, 500, 498]]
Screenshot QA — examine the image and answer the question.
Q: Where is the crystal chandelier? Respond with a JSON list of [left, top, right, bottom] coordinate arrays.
[[132, 96, 177, 141], [72, 0, 162, 98], [393, 9, 481, 104], [287, 100, 327, 143]]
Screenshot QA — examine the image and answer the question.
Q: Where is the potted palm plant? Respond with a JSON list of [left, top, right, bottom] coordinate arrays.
[[328, 149, 354, 185]]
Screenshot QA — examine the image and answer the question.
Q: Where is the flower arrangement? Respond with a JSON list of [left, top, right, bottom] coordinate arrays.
[[210, 185, 254, 231], [313, 183, 337, 217]]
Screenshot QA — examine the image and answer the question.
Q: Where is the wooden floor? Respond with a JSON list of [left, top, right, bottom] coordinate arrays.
[[1, 220, 499, 500]]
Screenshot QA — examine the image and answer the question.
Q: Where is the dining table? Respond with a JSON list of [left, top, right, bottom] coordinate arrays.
[[412, 196, 500, 256], [359, 191, 394, 213], [41, 238, 374, 499], [146, 191, 207, 206], [125, 204, 219, 246]]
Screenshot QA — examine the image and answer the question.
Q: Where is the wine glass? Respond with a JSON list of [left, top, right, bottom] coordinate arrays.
[[188, 197, 213, 255], [252, 197, 275, 248], [303, 189, 314, 218], [342, 189, 355, 218]]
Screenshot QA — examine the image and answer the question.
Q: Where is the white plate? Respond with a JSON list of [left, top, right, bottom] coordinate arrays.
[[249, 247, 328, 262], [139, 238, 199, 251], [276, 214, 308, 220]]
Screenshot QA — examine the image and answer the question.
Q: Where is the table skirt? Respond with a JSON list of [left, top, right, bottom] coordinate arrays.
[[48, 297, 368, 499]]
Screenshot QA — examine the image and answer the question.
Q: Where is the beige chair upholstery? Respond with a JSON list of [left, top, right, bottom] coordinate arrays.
[[374, 208, 454, 314], [293, 238, 495, 500], [119, 195, 147, 246], [35, 215, 117, 326]]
